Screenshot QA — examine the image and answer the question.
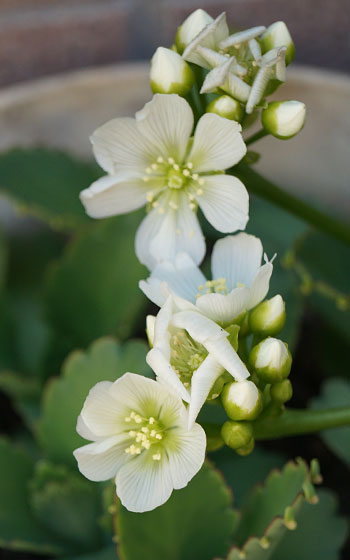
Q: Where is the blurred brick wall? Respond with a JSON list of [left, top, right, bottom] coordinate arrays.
[[0, 0, 349, 86]]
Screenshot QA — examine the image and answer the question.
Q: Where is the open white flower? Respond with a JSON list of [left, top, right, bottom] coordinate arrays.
[[147, 295, 250, 429], [74, 372, 206, 513], [80, 94, 248, 269], [140, 232, 274, 326]]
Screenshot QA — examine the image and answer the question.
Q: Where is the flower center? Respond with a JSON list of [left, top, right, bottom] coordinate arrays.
[[124, 411, 164, 461], [142, 156, 206, 214], [170, 328, 207, 387], [197, 278, 228, 298]]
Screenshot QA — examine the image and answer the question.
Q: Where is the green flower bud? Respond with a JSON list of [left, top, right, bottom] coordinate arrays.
[[206, 95, 244, 122], [260, 21, 295, 65], [146, 315, 155, 348], [175, 9, 213, 54], [221, 420, 253, 450], [150, 47, 194, 95], [249, 295, 286, 336], [270, 379, 293, 403], [221, 380, 262, 421], [235, 437, 255, 456], [250, 337, 292, 383], [262, 100, 306, 139]]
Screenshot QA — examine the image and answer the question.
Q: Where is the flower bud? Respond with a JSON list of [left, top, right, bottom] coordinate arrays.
[[270, 379, 293, 403], [250, 337, 292, 383], [146, 315, 155, 347], [206, 95, 244, 122], [249, 295, 286, 336], [260, 21, 295, 65], [221, 380, 262, 421], [221, 420, 253, 450], [235, 437, 255, 456], [261, 100, 306, 139], [175, 9, 213, 54], [150, 47, 194, 95]]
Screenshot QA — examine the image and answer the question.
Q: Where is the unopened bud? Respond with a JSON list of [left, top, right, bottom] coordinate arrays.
[[250, 337, 292, 383], [221, 420, 253, 450], [262, 100, 306, 139], [150, 47, 194, 95], [249, 295, 286, 336], [235, 437, 255, 456], [270, 379, 293, 403], [206, 95, 244, 122], [146, 315, 155, 347], [175, 9, 213, 54], [221, 380, 262, 420], [260, 21, 295, 65]]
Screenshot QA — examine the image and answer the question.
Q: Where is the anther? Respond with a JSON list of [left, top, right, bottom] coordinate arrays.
[[146, 192, 154, 202], [145, 167, 152, 174], [192, 173, 199, 180], [197, 188, 203, 195], [173, 163, 180, 170], [149, 417, 155, 425], [157, 156, 164, 163], [168, 157, 175, 164], [189, 203, 196, 211], [152, 453, 161, 461], [151, 163, 158, 170], [198, 178, 205, 186], [141, 427, 149, 434], [186, 162, 193, 169], [183, 169, 190, 177], [155, 434, 163, 440]]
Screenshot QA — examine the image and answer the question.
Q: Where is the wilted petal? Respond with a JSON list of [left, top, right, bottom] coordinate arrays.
[[204, 336, 250, 381], [188, 355, 224, 428]]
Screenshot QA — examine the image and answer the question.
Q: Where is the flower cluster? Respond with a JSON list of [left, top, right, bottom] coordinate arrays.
[[75, 8, 302, 513]]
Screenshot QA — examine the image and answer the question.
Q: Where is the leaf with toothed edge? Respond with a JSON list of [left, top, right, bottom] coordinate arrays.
[[117, 462, 239, 560], [37, 338, 152, 468], [218, 458, 346, 560]]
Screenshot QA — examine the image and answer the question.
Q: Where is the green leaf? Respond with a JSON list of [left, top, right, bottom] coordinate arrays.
[[310, 378, 350, 465], [210, 444, 286, 508], [37, 338, 152, 467], [29, 461, 104, 553], [117, 462, 238, 560], [0, 148, 100, 230], [0, 438, 63, 554], [63, 545, 117, 560], [226, 459, 322, 560], [269, 489, 348, 560], [45, 215, 147, 347]]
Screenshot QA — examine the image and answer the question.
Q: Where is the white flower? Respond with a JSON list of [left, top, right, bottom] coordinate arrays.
[[175, 9, 214, 54], [261, 100, 306, 139], [74, 372, 206, 513], [80, 94, 248, 269], [140, 232, 274, 326], [150, 47, 194, 95], [147, 295, 250, 429]]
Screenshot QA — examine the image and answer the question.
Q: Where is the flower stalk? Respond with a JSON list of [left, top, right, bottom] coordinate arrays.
[[233, 164, 350, 245]]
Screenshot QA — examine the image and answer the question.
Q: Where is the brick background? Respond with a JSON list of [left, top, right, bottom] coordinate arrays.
[[0, 0, 349, 86]]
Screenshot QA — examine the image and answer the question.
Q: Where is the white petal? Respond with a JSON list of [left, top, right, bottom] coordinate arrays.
[[91, 117, 154, 174], [204, 337, 250, 381], [167, 423, 206, 487], [80, 381, 122, 438], [195, 287, 250, 324], [79, 173, 147, 218], [76, 414, 101, 442], [248, 262, 273, 309], [194, 174, 249, 233], [135, 193, 206, 270], [182, 12, 229, 68], [74, 435, 127, 482], [116, 451, 174, 513], [188, 355, 224, 428], [146, 348, 190, 403], [171, 310, 227, 344], [148, 252, 206, 304], [188, 114, 246, 172], [153, 295, 173, 358], [139, 278, 170, 307], [135, 94, 193, 163], [212, 233, 263, 291]]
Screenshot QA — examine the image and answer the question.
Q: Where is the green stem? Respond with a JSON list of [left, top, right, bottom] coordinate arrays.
[[253, 407, 350, 440], [245, 129, 269, 146], [232, 164, 350, 245]]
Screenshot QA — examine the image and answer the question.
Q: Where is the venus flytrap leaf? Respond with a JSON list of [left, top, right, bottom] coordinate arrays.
[[150, 47, 194, 95]]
